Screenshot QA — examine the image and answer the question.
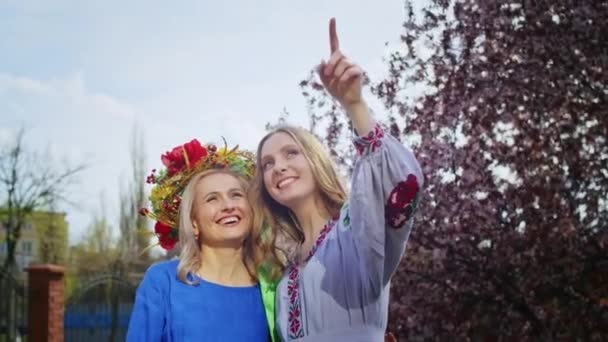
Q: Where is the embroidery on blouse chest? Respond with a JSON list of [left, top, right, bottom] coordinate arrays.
[[286, 218, 337, 339]]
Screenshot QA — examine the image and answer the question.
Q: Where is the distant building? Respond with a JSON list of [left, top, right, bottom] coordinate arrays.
[[0, 210, 69, 273]]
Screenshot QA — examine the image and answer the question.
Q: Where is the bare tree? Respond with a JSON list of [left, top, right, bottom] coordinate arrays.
[[37, 200, 69, 264], [0, 128, 85, 271], [0, 127, 84, 341], [117, 124, 149, 262]]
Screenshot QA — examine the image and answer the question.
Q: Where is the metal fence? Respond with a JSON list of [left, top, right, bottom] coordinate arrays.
[[64, 274, 136, 342], [0, 268, 27, 342]]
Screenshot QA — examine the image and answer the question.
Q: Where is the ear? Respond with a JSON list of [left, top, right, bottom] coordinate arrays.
[[192, 220, 199, 235]]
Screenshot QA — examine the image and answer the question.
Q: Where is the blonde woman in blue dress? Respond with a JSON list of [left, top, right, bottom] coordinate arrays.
[[127, 139, 278, 341], [250, 18, 424, 341]]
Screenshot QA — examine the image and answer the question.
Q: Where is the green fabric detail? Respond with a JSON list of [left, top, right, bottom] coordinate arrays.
[[341, 202, 351, 228], [257, 262, 279, 342], [343, 206, 351, 228]]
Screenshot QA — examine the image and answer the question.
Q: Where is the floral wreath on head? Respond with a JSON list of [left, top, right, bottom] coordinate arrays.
[[139, 138, 255, 251]]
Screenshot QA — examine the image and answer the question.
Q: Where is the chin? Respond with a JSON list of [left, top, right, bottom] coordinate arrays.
[[222, 224, 251, 240], [273, 185, 314, 205]]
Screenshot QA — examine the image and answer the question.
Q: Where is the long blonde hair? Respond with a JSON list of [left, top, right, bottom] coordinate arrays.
[[249, 126, 347, 280], [177, 169, 261, 284]]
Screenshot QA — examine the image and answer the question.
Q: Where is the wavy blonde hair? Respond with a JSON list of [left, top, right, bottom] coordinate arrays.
[[176, 169, 262, 284], [249, 126, 347, 280]]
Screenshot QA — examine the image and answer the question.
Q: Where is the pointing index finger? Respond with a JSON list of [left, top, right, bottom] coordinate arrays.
[[329, 17, 339, 53]]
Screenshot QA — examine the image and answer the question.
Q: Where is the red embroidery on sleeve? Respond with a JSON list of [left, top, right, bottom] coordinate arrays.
[[385, 174, 420, 229]]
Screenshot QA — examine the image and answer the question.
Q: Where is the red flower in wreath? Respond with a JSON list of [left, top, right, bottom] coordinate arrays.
[[385, 174, 420, 229], [161, 139, 207, 176], [158, 233, 177, 250], [154, 221, 172, 235], [154, 222, 177, 250]]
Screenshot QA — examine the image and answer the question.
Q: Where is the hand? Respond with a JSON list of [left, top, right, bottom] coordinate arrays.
[[318, 18, 364, 110]]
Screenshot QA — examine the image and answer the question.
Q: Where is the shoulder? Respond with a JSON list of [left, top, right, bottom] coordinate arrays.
[[141, 259, 179, 285]]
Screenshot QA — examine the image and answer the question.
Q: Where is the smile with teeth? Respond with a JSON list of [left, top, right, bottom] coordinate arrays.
[[217, 216, 241, 226], [277, 177, 297, 189]]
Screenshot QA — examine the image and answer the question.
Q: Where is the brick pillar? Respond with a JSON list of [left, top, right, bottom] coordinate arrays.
[[27, 264, 65, 342]]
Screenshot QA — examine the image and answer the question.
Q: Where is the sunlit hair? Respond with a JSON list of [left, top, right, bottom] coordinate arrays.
[[176, 169, 261, 284], [249, 125, 347, 280]]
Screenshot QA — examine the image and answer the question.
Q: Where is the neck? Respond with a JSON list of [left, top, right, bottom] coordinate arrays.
[[291, 194, 332, 244], [196, 244, 252, 286]]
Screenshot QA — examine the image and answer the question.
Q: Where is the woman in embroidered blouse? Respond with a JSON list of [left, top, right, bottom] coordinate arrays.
[[250, 18, 424, 341], [127, 139, 277, 341]]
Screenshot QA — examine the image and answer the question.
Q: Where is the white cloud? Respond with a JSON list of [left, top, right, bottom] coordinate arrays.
[[0, 73, 50, 94], [0, 71, 136, 120], [0, 127, 17, 145], [0, 71, 142, 242], [1, 0, 414, 245]]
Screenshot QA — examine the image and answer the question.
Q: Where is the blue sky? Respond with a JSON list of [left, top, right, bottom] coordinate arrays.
[[0, 0, 412, 243]]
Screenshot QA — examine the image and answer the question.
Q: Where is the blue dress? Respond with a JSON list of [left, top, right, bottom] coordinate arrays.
[[126, 260, 270, 341]]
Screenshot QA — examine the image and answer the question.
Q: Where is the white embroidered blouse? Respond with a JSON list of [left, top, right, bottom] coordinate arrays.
[[274, 123, 424, 341]]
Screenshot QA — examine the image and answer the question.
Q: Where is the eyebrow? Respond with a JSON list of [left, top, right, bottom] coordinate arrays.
[[202, 188, 244, 199], [261, 144, 299, 163]]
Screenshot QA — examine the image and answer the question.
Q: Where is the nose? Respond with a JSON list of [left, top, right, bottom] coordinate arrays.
[[272, 159, 288, 175], [220, 198, 237, 212]]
